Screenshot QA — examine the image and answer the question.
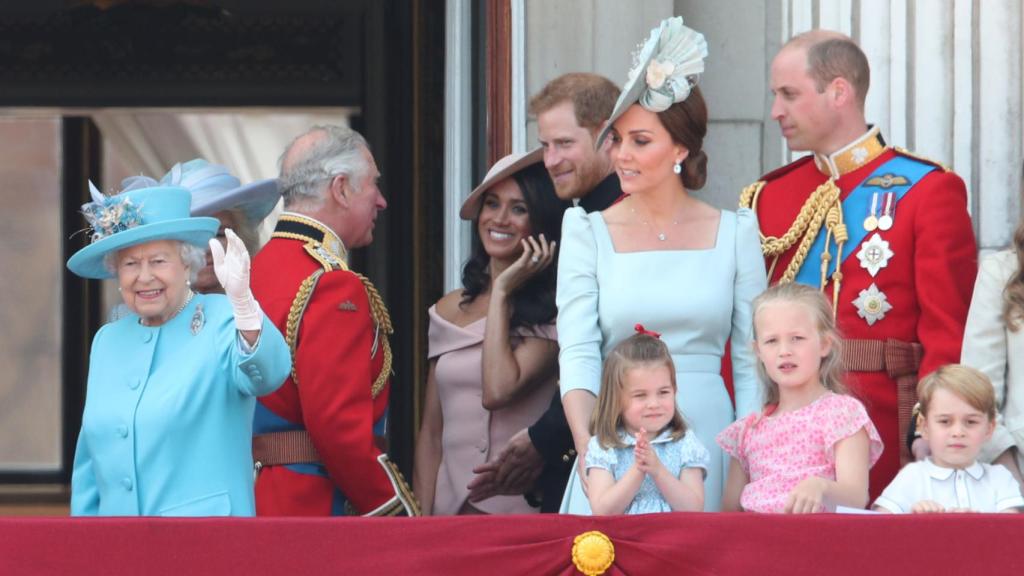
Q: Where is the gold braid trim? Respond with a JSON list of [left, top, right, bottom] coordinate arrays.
[[740, 177, 842, 285], [355, 273, 393, 399], [285, 270, 325, 385]]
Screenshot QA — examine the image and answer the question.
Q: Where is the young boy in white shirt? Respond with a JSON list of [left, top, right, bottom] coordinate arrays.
[[874, 364, 1024, 513]]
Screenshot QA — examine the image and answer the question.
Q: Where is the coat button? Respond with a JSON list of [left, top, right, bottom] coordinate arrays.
[[142, 332, 153, 343], [562, 454, 571, 463], [128, 379, 141, 390], [116, 425, 128, 438], [121, 477, 133, 491]]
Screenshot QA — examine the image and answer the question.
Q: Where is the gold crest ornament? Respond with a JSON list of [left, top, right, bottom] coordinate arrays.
[[338, 300, 358, 312], [856, 233, 894, 277], [853, 283, 893, 326], [571, 531, 615, 576]]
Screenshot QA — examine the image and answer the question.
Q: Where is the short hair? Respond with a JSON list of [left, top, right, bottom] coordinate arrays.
[[918, 364, 997, 421], [104, 240, 206, 284], [278, 125, 369, 210], [528, 73, 620, 131], [656, 86, 709, 190], [787, 31, 870, 109], [591, 332, 687, 449], [752, 283, 846, 407]]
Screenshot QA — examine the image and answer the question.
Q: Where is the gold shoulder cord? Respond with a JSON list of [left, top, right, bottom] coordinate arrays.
[[286, 270, 325, 385], [285, 269, 393, 399], [739, 178, 846, 316], [355, 273, 393, 399]]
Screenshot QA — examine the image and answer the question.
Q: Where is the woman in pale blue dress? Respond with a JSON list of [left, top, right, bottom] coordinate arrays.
[[558, 17, 766, 513]]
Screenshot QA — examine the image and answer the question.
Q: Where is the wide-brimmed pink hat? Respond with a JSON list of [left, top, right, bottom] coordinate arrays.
[[459, 148, 543, 220]]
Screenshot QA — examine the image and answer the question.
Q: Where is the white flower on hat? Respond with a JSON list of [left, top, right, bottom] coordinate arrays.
[[645, 59, 675, 90]]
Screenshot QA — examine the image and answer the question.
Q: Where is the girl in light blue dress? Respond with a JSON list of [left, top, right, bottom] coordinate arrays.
[[558, 17, 766, 513], [587, 328, 709, 515]]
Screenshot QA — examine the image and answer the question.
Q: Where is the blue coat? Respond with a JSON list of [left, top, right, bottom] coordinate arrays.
[[71, 293, 291, 516]]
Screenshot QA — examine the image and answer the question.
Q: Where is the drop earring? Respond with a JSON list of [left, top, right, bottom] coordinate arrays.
[[673, 161, 682, 175]]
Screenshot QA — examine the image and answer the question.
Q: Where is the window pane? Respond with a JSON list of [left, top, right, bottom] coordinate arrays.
[[0, 117, 62, 471]]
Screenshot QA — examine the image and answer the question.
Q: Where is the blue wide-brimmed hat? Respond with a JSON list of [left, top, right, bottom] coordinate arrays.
[[67, 183, 219, 280], [161, 158, 280, 222]]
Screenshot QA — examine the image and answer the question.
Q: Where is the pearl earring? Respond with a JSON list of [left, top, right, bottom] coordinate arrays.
[[673, 161, 682, 175]]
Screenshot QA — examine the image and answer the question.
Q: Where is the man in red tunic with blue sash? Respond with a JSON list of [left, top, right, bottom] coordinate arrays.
[[740, 31, 977, 500], [250, 125, 419, 516]]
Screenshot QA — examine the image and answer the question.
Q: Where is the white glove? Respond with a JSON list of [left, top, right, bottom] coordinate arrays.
[[209, 228, 263, 332]]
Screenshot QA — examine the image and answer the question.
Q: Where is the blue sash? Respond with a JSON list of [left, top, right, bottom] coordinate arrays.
[[794, 155, 936, 288]]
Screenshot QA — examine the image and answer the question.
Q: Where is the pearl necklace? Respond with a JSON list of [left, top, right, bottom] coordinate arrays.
[[630, 200, 679, 242], [140, 289, 195, 327]]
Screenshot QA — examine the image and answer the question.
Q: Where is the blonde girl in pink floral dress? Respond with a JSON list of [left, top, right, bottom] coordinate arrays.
[[717, 284, 883, 513]]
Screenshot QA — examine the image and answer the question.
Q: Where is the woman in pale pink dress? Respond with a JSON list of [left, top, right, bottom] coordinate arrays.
[[413, 150, 570, 514], [717, 283, 883, 513]]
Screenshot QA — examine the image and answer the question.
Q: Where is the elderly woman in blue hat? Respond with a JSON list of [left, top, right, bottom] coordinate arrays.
[[67, 179, 291, 516], [160, 159, 280, 294]]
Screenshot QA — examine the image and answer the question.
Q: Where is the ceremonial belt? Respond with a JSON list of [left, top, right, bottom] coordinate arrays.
[[253, 431, 389, 467], [795, 155, 936, 287], [842, 337, 922, 466]]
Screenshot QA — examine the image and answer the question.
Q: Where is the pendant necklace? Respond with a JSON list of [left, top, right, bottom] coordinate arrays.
[[631, 199, 679, 241]]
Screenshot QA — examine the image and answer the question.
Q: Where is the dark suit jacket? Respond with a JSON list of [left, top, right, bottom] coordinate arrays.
[[527, 173, 622, 512]]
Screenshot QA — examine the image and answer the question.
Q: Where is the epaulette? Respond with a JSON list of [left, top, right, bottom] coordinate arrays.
[[303, 243, 348, 272], [739, 156, 816, 210], [892, 147, 952, 173]]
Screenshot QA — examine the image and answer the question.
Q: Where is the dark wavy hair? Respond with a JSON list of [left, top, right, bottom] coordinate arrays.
[[460, 162, 570, 330]]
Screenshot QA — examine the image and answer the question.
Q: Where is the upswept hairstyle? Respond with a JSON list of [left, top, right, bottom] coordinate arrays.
[[591, 333, 687, 449], [657, 85, 709, 190], [278, 124, 369, 210], [917, 364, 997, 421], [786, 31, 870, 110], [1003, 216, 1024, 331], [528, 73, 620, 132], [751, 283, 846, 406], [460, 162, 570, 330]]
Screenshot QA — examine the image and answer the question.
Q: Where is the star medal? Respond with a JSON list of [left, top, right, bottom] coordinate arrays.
[[878, 192, 895, 231], [856, 233, 894, 277], [190, 304, 205, 335], [853, 283, 892, 326], [863, 192, 879, 231]]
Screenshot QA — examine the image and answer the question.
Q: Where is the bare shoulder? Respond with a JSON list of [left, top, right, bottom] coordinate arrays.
[[434, 289, 466, 322]]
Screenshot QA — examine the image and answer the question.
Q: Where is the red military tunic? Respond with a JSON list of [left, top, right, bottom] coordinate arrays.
[[742, 127, 977, 500], [250, 213, 417, 516]]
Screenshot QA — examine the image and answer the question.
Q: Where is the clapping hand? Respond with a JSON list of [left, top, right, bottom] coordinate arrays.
[[633, 428, 666, 478], [209, 228, 262, 332], [493, 234, 556, 294]]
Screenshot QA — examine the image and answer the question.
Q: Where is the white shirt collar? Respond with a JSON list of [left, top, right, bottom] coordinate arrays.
[[617, 428, 677, 446], [924, 457, 985, 481]]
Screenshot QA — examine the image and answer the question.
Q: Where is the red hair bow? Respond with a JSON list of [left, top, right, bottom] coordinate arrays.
[[634, 323, 661, 338]]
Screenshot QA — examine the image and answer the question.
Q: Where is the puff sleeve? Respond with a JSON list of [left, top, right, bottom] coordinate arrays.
[[731, 209, 768, 419], [557, 207, 604, 397]]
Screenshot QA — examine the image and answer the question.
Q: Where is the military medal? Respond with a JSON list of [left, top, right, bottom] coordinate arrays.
[[878, 192, 895, 231], [856, 233, 894, 277], [863, 192, 879, 231], [190, 304, 205, 335], [853, 283, 892, 326]]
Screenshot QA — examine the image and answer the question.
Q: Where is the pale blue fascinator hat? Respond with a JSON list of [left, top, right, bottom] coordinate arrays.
[[597, 16, 709, 147], [67, 179, 219, 280], [160, 158, 280, 223]]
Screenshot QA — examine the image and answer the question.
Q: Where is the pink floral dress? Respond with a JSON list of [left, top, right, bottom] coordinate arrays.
[[716, 392, 883, 513]]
